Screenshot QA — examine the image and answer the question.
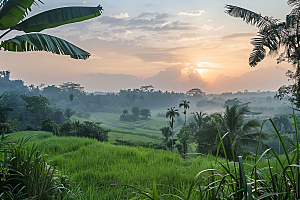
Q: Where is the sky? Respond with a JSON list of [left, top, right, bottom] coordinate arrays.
[[0, 0, 295, 93]]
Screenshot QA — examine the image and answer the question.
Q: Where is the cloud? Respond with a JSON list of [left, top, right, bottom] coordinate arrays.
[[222, 32, 256, 39], [178, 10, 205, 16], [138, 22, 199, 32], [139, 2, 162, 7], [163, 32, 202, 41], [110, 13, 130, 19], [84, 73, 143, 91], [208, 66, 290, 93]]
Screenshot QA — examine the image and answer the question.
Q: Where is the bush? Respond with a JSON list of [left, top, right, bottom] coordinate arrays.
[[41, 116, 60, 135], [59, 121, 110, 142], [26, 124, 40, 131], [119, 114, 139, 122]]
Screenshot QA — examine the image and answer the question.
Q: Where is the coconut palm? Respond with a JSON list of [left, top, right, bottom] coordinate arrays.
[[179, 100, 190, 125], [273, 114, 291, 132], [225, 1, 300, 108], [191, 111, 206, 131], [0, 1, 103, 59], [215, 105, 266, 157], [166, 107, 179, 151]]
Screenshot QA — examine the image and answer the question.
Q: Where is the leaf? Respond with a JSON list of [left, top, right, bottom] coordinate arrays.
[[12, 5, 103, 33], [249, 35, 267, 67], [1, 33, 91, 59], [224, 5, 278, 30], [0, 0, 35, 30]]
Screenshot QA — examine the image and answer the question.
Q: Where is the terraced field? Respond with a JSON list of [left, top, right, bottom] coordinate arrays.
[[73, 110, 183, 143]]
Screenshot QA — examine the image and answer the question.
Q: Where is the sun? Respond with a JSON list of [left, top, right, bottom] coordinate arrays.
[[194, 68, 207, 75]]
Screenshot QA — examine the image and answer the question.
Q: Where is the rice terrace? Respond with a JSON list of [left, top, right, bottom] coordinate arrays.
[[2, 0, 300, 199]]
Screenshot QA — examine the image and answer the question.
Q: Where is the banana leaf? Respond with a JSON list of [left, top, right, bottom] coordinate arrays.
[[0, 0, 35, 30], [12, 5, 103, 33], [0, 33, 90, 59]]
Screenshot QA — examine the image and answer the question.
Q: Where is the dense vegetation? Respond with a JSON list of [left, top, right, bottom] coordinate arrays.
[[3, 0, 300, 199]]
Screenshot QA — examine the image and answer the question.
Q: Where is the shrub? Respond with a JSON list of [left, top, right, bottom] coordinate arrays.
[[119, 115, 139, 122], [41, 116, 60, 135]]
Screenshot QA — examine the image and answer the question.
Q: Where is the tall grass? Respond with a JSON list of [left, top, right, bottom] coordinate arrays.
[[114, 110, 300, 199], [8, 131, 226, 199]]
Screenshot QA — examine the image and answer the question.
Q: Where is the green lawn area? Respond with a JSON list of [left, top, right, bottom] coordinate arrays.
[[73, 110, 182, 143], [7, 131, 225, 199]]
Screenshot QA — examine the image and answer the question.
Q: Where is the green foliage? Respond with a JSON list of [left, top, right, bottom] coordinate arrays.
[[64, 108, 75, 121], [41, 116, 59, 135], [0, 1, 103, 59], [132, 107, 140, 116], [0, 135, 78, 199], [160, 126, 171, 143], [214, 105, 264, 159], [177, 124, 195, 157], [140, 109, 151, 118], [20, 94, 49, 117], [119, 114, 139, 122], [122, 109, 128, 115], [59, 120, 110, 142], [225, 3, 300, 108], [179, 100, 190, 124]]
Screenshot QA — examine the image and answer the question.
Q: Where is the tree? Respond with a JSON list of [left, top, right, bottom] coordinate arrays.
[[225, 2, 300, 108], [160, 126, 172, 143], [179, 100, 190, 125], [59, 82, 84, 101], [140, 109, 151, 118], [177, 125, 194, 158], [122, 109, 129, 115], [0, 1, 103, 59], [273, 114, 291, 132], [186, 88, 205, 97], [20, 95, 50, 123], [191, 111, 206, 131], [65, 108, 75, 121], [132, 107, 140, 116], [166, 107, 179, 151], [214, 105, 266, 158], [0, 92, 13, 133]]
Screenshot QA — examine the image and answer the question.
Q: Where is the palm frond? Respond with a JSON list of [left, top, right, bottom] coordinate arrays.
[[0, 33, 90, 59], [224, 5, 278, 30], [249, 34, 267, 67], [288, 0, 300, 15], [242, 120, 261, 133], [0, 0, 36, 30], [12, 5, 103, 33]]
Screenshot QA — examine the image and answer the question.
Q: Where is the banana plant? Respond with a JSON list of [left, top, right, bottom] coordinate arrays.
[[0, 0, 103, 60]]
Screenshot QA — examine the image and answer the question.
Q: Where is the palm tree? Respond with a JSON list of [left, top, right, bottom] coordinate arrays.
[[215, 105, 266, 158], [273, 115, 291, 132], [179, 100, 190, 125], [225, 2, 300, 108], [166, 107, 179, 151], [191, 111, 206, 131], [0, 1, 103, 59], [273, 114, 291, 154], [160, 127, 172, 143]]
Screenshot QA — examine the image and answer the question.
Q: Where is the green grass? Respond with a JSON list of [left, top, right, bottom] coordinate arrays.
[[8, 131, 224, 199], [73, 111, 182, 144]]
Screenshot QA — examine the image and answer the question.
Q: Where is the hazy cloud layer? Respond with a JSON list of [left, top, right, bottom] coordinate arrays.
[[208, 66, 290, 93], [178, 10, 205, 16]]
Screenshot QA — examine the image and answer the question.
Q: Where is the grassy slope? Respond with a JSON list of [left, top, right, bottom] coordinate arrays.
[[9, 131, 224, 199], [74, 111, 182, 144]]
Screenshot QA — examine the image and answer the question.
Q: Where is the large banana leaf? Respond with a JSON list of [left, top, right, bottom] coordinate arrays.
[[0, 0, 35, 30], [0, 33, 90, 59], [12, 5, 103, 33]]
